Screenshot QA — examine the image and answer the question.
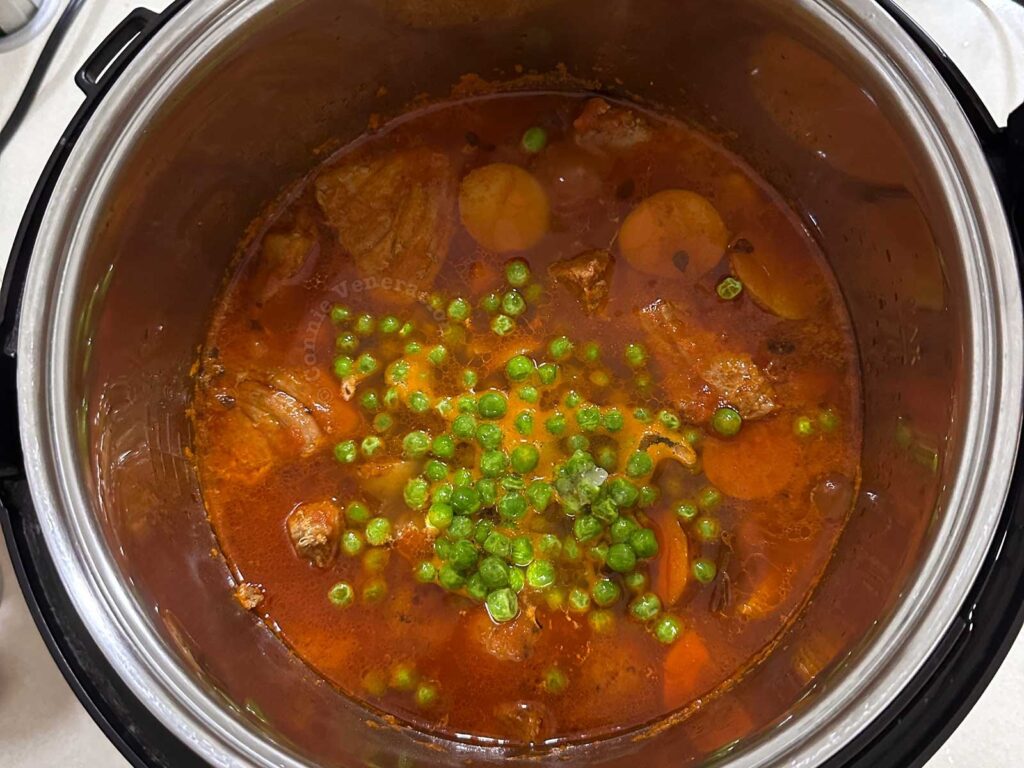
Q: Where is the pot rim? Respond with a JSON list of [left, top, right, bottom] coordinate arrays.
[[15, 0, 1023, 765]]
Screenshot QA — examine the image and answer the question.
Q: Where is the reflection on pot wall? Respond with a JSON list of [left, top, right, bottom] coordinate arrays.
[[74, 0, 958, 764]]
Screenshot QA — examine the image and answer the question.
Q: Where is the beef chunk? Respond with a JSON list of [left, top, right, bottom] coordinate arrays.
[[286, 501, 341, 567], [638, 299, 778, 421], [573, 97, 653, 152], [548, 249, 612, 313], [314, 148, 455, 295]]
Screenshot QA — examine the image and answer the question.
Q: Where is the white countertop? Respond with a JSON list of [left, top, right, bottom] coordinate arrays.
[[1, 1, 1023, 765]]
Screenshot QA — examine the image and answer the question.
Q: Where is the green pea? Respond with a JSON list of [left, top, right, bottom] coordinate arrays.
[[520, 127, 548, 154], [658, 409, 681, 431], [462, 369, 478, 390], [450, 485, 482, 516], [633, 407, 652, 423], [404, 391, 427, 414], [398, 321, 415, 338], [480, 292, 501, 313], [336, 332, 360, 353], [539, 666, 568, 697], [452, 468, 474, 487], [696, 516, 720, 541], [629, 528, 659, 559], [518, 385, 539, 404], [562, 535, 581, 562], [448, 540, 479, 572], [345, 501, 370, 525], [478, 391, 509, 420], [480, 450, 508, 478], [624, 571, 647, 593], [486, 587, 519, 622], [595, 445, 618, 472], [638, 485, 660, 508], [606, 542, 637, 573], [491, 314, 515, 336], [794, 415, 815, 438], [510, 568, 527, 593], [566, 434, 590, 452], [607, 478, 639, 507], [427, 501, 454, 529], [328, 582, 354, 607], [819, 407, 840, 432], [434, 538, 453, 561], [592, 578, 621, 607], [630, 593, 662, 622], [654, 614, 682, 644], [568, 587, 591, 613], [589, 609, 616, 635], [483, 532, 512, 560], [526, 560, 556, 589], [360, 436, 384, 458], [682, 426, 703, 446], [698, 486, 722, 511], [449, 515, 473, 539], [510, 536, 534, 566], [576, 405, 601, 432], [510, 444, 540, 474], [624, 343, 646, 368], [333, 355, 355, 379], [414, 560, 437, 583], [429, 434, 454, 459], [334, 440, 357, 464], [433, 483, 453, 504], [625, 450, 654, 477], [528, 480, 554, 511], [363, 577, 388, 603], [438, 564, 465, 590], [404, 477, 429, 510], [427, 345, 448, 367], [549, 336, 573, 360], [354, 314, 375, 336], [371, 413, 392, 433], [675, 501, 698, 521], [610, 517, 638, 544], [447, 297, 471, 322], [573, 515, 603, 542], [452, 413, 477, 439], [374, 315, 397, 335], [407, 342, 425, 357], [502, 289, 527, 317], [506, 259, 531, 287], [386, 359, 410, 384], [506, 355, 534, 382], [477, 478, 498, 505], [364, 517, 392, 546], [592, 496, 619, 524], [712, 406, 742, 437], [536, 363, 559, 385], [599, 409, 624, 432], [497, 490, 528, 521], [329, 304, 352, 325], [415, 682, 440, 709], [363, 547, 390, 573], [383, 387, 400, 411], [476, 423, 503, 450], [692, 558, 717, 583], [403, 430, 431, 458], [512, 411, 534, 437], [341, 530, 364, 557], [716, 276, 743, 300], [479, 555, 511, 588], [545, 412, 567, 435]]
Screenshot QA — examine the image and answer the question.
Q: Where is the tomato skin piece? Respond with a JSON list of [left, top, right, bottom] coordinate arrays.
[[459, 163, 550, 252]]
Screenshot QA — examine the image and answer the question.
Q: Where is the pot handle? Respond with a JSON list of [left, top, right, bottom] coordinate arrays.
[[876, 0, 1024, 245], [75, 7, 161, 97]]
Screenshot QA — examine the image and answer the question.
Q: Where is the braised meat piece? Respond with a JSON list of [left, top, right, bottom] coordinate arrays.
[[573, 97, 653, 151], [314, 148, 456, 294], [286, 501, 341, 567], [548, 249, 612, 313], [639, 299, 778, 422], [233, 582, 265, 611]]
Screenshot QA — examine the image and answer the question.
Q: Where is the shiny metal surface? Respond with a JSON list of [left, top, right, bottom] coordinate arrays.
[[14, 0, 1023, 765]]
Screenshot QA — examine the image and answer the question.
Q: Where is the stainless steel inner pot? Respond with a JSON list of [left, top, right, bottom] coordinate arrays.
[[15, 0, 1023, 765]]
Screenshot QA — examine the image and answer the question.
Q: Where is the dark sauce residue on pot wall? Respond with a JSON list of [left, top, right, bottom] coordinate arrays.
[[192, 92, 862, 743]]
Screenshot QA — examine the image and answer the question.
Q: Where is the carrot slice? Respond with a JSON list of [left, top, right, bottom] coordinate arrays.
[[649, 508, 690, 607], [702, 418, 798, 500], [662, 630, 713, 710], [459, 163, 550, 252], [619, 190, 728, 280]]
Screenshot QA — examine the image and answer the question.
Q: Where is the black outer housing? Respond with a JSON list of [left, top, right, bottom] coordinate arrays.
[[1, 3, 1022, 767]]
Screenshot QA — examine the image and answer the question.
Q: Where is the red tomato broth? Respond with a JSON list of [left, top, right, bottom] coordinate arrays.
[[193, 92, 862, 743]]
